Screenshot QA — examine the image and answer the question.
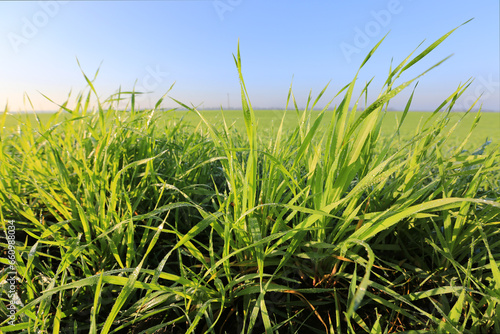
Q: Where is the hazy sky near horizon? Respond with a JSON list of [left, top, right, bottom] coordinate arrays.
[[1, 0, 499, 112]]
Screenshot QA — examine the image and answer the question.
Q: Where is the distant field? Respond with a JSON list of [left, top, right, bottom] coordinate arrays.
[[167, 110, 499, 149], [4, 109, 499, 150]]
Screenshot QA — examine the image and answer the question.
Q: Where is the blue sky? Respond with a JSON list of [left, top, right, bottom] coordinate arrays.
[[1, 0, 499, 112]]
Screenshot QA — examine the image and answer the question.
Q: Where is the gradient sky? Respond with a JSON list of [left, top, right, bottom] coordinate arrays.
[[1, 0, 499, 112]]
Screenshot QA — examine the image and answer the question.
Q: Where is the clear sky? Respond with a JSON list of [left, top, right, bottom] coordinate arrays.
[[1, 0, 499, 112]]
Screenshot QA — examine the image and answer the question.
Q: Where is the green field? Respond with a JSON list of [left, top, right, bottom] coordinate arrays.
[[1, 29, 499, 333], [5, 110, 499, 151], [169, 109, 499, 149]]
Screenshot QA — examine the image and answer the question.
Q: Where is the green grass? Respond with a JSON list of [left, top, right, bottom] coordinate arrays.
[[1, 22, 499, 333]]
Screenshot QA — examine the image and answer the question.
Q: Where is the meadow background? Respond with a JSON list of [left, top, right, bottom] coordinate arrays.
[[4, 110, 500, 150]]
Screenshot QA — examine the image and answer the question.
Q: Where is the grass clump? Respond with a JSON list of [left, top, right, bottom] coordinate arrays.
[[1, 21, 499, 333]]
